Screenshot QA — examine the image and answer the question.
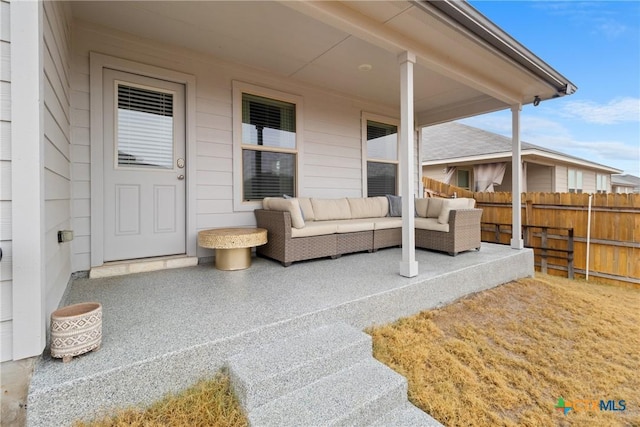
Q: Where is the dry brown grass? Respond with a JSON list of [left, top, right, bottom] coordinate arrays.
[[369, 274, 640, 427], [74, 373, 247, 427]]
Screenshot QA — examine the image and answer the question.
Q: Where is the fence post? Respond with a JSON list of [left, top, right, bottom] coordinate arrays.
[[525, 199, 533, 244], [567, 228, 574, 279], [540, 227, 548, 274]]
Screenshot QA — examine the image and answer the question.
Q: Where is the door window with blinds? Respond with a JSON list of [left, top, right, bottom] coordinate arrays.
[[366, 119, 398, 197], [115, 82, 175, 169], [241, 93, 297, 200]]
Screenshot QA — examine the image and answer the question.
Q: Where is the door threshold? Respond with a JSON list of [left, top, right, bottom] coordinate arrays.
[[90, 255, 198, 279]]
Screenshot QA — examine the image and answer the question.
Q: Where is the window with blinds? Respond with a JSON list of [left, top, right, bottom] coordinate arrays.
[[366, 120, 398, 197], [117, 84, 174, 169], [241, 93, 297, 200]]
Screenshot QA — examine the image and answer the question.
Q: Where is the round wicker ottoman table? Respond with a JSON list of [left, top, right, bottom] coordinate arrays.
[[198, 227, 267, 270]]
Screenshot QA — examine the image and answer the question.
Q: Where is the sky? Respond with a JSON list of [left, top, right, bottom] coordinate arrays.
[[460, 1, 640, 177]]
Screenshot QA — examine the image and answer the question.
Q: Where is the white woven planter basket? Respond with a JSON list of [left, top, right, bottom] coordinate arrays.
[[50, 302, 102, 363]]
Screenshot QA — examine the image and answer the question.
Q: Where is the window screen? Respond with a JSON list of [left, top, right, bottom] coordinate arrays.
[[117, 84, 174, 169]]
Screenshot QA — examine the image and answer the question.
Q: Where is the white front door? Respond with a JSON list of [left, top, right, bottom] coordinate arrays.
[[103, 69, 186, 261]]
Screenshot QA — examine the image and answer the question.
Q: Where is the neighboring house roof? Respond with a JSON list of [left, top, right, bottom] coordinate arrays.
[[421, 122, 622, 174], [612, 174, 640, 191]]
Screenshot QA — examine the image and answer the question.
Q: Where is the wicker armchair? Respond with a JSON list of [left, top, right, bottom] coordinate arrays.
[[415, 208, 482, 255]]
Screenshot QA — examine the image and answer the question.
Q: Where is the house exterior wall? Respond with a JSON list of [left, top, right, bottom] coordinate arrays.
[[555, 165, 568, 192], [42, 0, 72, 330], [526, 163, 553, 192], [0, 0, 12, 361], [582, 170, 596, 194], [1, 0, 72, 362], [421, 165, 446, 184], [499, 163, 513, 193], [557, 166, 603, 194], [70, 22, 403, 271]]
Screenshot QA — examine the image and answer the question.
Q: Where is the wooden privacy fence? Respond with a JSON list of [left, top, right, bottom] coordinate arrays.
[[423, 177, 640, 286]]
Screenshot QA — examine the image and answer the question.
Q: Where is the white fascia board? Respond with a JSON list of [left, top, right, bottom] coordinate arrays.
[[524, 149, 622, 173], [423, 148, 622, 173]]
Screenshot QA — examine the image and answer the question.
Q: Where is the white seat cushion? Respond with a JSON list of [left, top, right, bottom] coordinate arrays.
[[415, 217, 449, 232], [334, 219, 375, 233], [291, 221, 337, 238], [373, 217, 403, 230]]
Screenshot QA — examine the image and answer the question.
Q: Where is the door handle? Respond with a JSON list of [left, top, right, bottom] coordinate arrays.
[[177, 174, 185, 180]]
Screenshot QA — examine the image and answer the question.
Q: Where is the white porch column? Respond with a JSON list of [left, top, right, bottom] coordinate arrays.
[[10, 1, 46, 358], [511, 105, 524, 249], [399, 52, 418, 277]]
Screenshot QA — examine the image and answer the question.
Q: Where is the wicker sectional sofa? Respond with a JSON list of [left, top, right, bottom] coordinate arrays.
[[254, 196, 482, 266]]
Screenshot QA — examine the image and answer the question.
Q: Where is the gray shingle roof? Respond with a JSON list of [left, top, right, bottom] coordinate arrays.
[[421, 122, 620, 174], [612, 174, 640, 187], [422, 122, 545, 161]]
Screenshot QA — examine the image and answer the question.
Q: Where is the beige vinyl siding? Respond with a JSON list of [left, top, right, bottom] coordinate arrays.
[[305, 99, 361, 198], [0, 0, 12, 361], [422, 165, 446, 183], [69, 36, 91, 271], [497, 163, 513, 193], [555, 165, 568, 192], [526, 163, 553, 192], [43, 1, 72, 326], [70, 22, 399, 269], [582, 169, 596, 194]]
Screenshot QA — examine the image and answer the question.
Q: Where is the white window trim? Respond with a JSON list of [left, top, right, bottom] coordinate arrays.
[[232, 81, 304, 211], [361, 112, 400, 197], [90, 52, 197, 267]]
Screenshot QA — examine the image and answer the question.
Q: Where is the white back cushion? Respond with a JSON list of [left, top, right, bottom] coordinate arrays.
[[415, 198, 430, 218], [263, 197, 305, 229], [426, 198, 444, 218], [298, 197, 315, 221], [438, 198, 472, 224], [311, 198, 352, 220], [348, 197, 388, 219]]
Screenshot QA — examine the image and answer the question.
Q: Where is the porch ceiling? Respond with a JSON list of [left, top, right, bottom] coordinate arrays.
[[70, 1, 562, 125]]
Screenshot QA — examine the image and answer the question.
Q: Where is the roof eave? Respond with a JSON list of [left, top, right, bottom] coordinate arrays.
[[415, 0, 578, 103]]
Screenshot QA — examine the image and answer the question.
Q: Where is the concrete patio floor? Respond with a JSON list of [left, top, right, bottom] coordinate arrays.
[[27, 244, 533, 426]]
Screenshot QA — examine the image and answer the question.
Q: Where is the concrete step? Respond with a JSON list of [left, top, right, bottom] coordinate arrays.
[[370, 402, 444, 427], [247, 358, 407, 427], [227, 323, 371, 411]]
